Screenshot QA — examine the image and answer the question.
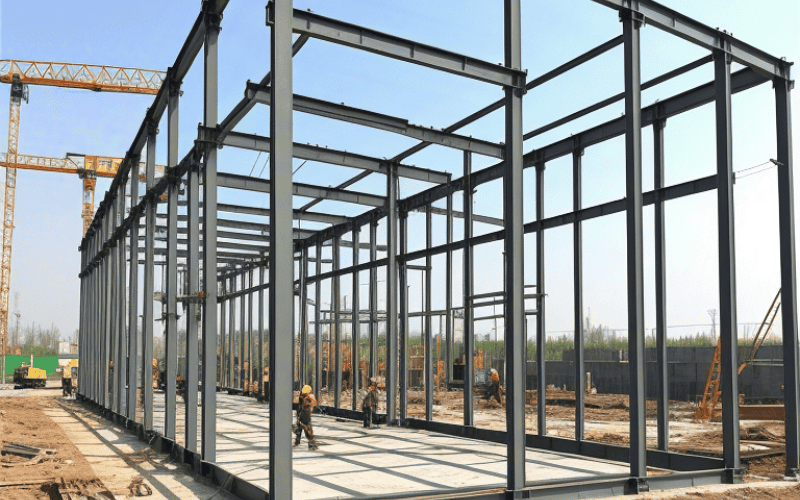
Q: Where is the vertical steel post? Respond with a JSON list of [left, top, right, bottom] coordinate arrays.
[[127, 160, 140, 420], [654, 117, 669, 452], [248, 269, 254, 392], [775, 74, 800, 477], [109, 199, 119, 414], [165, 75, 180, 440], [239, 271, 246, 391], [333, 236, 342, 407], [535, 162, 546, 436], [268, 0, 294, 494], [623, 10, 647, 482], [301, 248, 309, 388], [715, 45, 740, 474], [369, 222, 378, 379], [351, 228, 360, 408], [463, 151, 474, 427], [117, 183, 127, 415], [504, 0, 525, 489], [143, 129, 156, 432], [399, 212, 408, 423], [227, 276, 236, 393], [220, 280, 227, 389], [446, 194, 453, 386], [258, 266, 265, 398], [314, 241, 322, 396], [103, 210, 112, 410], [386, 164, 399, 423], [425, 207, 433, 421], [78, 250, 85, 395], [186, 155, 200, 454], [573, 146, 585, 442]]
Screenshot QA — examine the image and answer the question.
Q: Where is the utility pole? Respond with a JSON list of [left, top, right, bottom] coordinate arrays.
[[708, 309, 717, 344]]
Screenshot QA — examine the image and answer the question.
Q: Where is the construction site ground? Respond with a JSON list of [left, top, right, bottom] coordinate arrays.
[[1, 382, 796, 499]]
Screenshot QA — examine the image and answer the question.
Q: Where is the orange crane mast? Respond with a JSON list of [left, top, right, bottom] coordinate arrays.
[[0, 59, 165, 358]]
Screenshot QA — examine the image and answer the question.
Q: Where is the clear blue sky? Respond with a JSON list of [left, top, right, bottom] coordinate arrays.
[[0, 1, 798, 343]]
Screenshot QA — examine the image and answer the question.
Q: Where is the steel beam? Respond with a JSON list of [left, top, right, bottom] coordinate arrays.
[[369, 222, 378, 380], [266, 3, 526, 88], [445, 194, 453, 385], [463, 151, 474, 428], [217, 171, 386, 207], [116, 186, 127, 415], [185, 98, 200, 457], [217, 202, 347, 225], [775, 75, 800, 477], [623, 12, 647, 483], [164, 77, 180, 441], [248, 269, 254, 392], [239, 271, 246, 391], [221, 131, 448, 184], [654, 118, 669, 452], [247, 84, 504, 158], [220, 278, 227, 389], [258, 265, 265, 398], [591, 0, 790, 80], [573, 146, 585, 443], [268, 0, 294, 494], [714, 48, 740, 473], [300, 248, 309, 388], [314, 241, 322, 396], [333, 236, 342, 407]]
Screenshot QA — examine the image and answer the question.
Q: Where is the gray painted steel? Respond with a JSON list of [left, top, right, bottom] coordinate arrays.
[[573, 147, 585, 442], [463, 151, 474, 428], [654, 118, 669, 452], [143, 132, 156, 432]]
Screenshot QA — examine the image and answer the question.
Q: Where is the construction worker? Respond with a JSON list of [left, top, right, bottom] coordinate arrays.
[[361, 378, 379, 428], [486, 368, 502, 405], [295, 385, 318, 450]]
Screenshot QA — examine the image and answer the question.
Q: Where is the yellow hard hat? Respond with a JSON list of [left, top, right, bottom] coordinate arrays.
[[301, 385, 312, 394]]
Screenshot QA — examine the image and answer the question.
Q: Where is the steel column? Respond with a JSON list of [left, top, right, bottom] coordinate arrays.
[[258, 265, 265, 398], [268, 0, 294, 494], [220, 280, 227, 388], [573, 147, 585, 442], [446, 194, 453, 386], [503, 0, 525, 489], [186, 156, 200, 453], [386, 164, 399, 423], [110, 200, 119, 413], [165, 77, 180, 440], [333, 236, 342, 407], [654, 117, 669, 452], [103, 212, 112, 410], [775, 75, 800, 477], [143, 130, 156, 432], [369, 222, 378, 379], [300, 248, 309, 388], [314, 241, 322, 396], [239, 272, 246, 391], [127, 162, 140, 420], [116, 183, 127, 415], [535, 162, 546, 436], [399, 211, 409, 423], [248, 269, 254, 392], [425, 207, 433, 421], [463, 151, 474, 428], [623, 11, 647, 482], [714, 46, 740, 474], [227, 276, 236, 392], [351, 228, 360, 408]]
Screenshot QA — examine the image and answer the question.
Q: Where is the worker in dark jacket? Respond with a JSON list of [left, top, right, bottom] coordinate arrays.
[[295, 385, 318, 450], [486, 368, 502, 405], [361, 378, 379, 428]]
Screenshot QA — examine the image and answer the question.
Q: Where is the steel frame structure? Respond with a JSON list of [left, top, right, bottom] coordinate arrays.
[[76, 1, 798, 499]]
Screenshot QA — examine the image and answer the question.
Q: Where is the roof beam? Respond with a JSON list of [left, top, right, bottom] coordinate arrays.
[[590, 0, 791, 79], [220, 130, 449, 184], [217, 171, 387, 207], [266, 2, 526, 88], [217, 202, 347, 225], [246, 83, 504, 159]]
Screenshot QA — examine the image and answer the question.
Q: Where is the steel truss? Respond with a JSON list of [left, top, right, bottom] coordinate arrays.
[[76, 0, 798, 499]]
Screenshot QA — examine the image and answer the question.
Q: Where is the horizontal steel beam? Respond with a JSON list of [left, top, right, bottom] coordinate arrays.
[[246, 83, 504, 158], [217, 171, 386, 207], [590, 0, 791, 79], [221, 130, 448, 184], [266, 3, 526, 87], [217, 202, 347, 225], [413, 206, 504, 227]]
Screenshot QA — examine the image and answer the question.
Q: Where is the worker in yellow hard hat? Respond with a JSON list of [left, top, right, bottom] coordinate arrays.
[[295, 385, 318, 450]]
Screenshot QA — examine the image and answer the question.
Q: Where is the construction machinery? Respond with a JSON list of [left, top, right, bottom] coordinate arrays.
[[0, 59, 165, 363], [695, 290, 782, 421], [62, 359, 79, 397], [13, 364, 47, 388]]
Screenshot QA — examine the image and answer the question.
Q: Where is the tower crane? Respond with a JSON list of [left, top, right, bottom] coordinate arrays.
[[0, 59, 165, 358]]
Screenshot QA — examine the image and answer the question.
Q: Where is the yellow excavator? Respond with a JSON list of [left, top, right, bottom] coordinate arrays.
[[13, 363, 47, 389]]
